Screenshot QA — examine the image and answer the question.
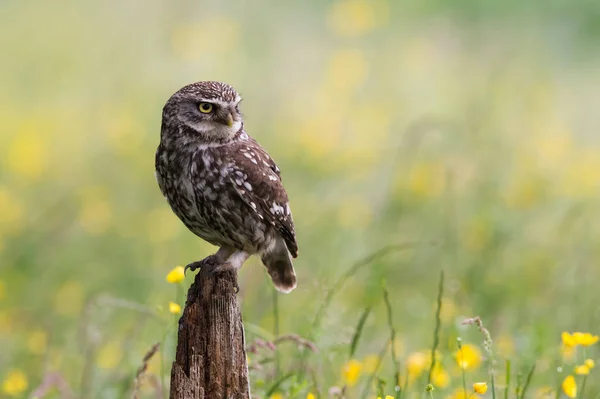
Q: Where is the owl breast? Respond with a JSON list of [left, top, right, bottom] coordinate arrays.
[[155, 142, 275, 253]]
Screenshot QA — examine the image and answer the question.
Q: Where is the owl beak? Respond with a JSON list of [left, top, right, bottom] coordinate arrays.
[[225, 113, 234, 127], [219, 112, 234, 127]]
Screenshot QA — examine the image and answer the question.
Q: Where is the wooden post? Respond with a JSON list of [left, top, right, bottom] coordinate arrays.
[[169, 257, 251, 399]]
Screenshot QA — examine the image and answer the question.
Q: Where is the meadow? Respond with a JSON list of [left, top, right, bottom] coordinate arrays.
[[1, 0, 600, 398]]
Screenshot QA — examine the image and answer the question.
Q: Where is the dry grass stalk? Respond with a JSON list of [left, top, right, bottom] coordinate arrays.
[[247, 334, 318, 354], [131, 342, 160, 399], [30, 372, 74, 399]]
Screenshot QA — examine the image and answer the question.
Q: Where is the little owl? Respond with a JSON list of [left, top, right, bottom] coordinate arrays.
[[155, 81, 298, 293]]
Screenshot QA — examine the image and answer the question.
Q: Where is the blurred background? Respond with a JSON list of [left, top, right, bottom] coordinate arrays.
[[1, 0, 600, 397]]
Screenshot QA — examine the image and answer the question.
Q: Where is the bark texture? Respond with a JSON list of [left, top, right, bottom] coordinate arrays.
[[169, 259, 250, 399]]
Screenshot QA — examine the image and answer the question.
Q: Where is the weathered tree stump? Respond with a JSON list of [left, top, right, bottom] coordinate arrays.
[[169, 257, 250, 399]]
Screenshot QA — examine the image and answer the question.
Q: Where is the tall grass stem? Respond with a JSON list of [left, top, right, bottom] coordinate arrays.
[[273, 288, 280, 378], [457, 338, 467, 397], [383, 284, 401, 398], [504, 360, 510, 399], [427, 270, 444, 384], [518, 363, 536, 399]]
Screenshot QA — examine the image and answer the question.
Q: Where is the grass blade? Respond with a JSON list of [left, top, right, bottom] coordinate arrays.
[[244, 323, 276, 341], [504, 360, 510, 399], [457, 338, 468, 397], [350, 306, 372, 359], [360, 340, 389, 399], [265, 372, 295, 397], [580, 375, 588, 398], [427, 270, 444, 384], [312, 242, 420, 335], [383, 284, 401, 397], [519, 362, 536, 399], [273, 289, 280, 378]]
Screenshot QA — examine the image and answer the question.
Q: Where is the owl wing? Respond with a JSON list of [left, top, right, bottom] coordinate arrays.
[[154, 143, 168, 198], [227, 139, 299, 258]]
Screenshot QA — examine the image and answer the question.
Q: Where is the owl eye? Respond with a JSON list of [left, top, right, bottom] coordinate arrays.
[[198, 102, 214, 113]]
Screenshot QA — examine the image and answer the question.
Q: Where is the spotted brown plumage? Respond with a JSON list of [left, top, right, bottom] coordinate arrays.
[[155, 81, 298, 292]]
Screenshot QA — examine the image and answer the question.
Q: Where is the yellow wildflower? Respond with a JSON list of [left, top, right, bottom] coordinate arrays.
[[406, 351, 429, 377], [166, 266, 185, 283], [573, 332, 599, 346], [562, 332, 576, 347], [363, 354, 380, 374], [270, 393, 284, 399], [376, 396, 394, 399], [2, 369, 28, 396], [431, 365, 450, 388], [559, 150, 600, 198], [306, 393, 316, 399], [562, 375, 577, 398], [584, 358, 595, 369], [407, 161, 446, 199], [342, 359, 362, 386], [27, 329, 48, 355], [473, 382, 488, 394], [455, 343, 482, 370], [169, 302, 182, 314], [574, 364, 590, 375], [448, 389, 478, 399], [7, 130, 46, 179], [327, 0, 388, 37]]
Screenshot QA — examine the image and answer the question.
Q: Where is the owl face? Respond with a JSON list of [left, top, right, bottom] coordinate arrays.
[[165, 81, 243, 143]]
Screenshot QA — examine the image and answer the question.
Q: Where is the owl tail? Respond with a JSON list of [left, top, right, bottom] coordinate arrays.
[[262, 237, 297, 293]]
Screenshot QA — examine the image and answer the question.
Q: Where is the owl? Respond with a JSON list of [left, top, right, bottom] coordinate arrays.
[[155, 81, 298, 293]]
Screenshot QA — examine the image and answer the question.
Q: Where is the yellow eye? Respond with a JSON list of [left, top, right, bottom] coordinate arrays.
[[199, 102, 213, 113]]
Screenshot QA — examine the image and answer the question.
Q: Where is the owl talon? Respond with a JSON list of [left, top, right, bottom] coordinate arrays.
[[184, 255, 220, 275], [184, 261, 203, 275]]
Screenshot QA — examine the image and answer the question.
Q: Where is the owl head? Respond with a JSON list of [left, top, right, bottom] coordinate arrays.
[[162, 81, 243, 143]]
